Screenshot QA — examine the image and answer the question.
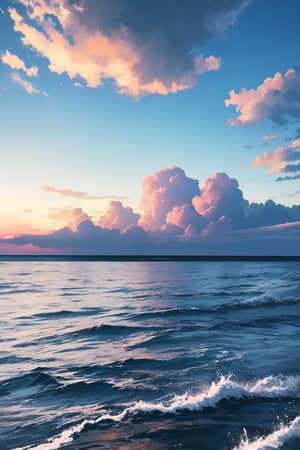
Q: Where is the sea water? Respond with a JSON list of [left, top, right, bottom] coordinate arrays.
[[0, 259, 299, 449]]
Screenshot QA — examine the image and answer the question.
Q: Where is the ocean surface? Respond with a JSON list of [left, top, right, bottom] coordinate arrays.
[[1, 259, 300, 449]]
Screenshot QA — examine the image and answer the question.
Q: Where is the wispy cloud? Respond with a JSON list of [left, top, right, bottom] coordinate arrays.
[[225, 68, 300, 127], [288, 138, 300, 149], [261, 135, 277, 142], [6, 0, 250, 97], [40, 185, 127, 201], [11, 73, 47, 96], [1, 49, 38, 77]]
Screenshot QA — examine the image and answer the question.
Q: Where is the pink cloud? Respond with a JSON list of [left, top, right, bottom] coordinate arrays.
[[1, 166, 300, 255], [1, 49, 38, 76], [288, 139, 300, 149], [11, 73, 47, 96], [98, 201, 140, 231], [6, 0, 243, 97], [247, 143, 300, 178], [248, 146, 295, 173], [166, 203, 206, 235], [139, 167, 200, 231], [46, 207, 91, 230], [193, 172, 248, 228], [225, 69, 300, 127], [41, 185, 126, 200], [261, 135, 277, 142]]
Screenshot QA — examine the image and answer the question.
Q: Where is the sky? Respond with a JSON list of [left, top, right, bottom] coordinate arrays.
[[0, 0, 300, 255]]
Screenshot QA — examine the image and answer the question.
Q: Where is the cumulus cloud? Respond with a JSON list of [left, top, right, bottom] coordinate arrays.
[[41, 185, 127, 200], [46, 207, 91, 230], [1, 50, 38, 77], [98, 201, 140, 231], [139, 167, 200, 231], [11, 72, 47, 96], [7, 0, 250, 97], [1, 166, 300, 255], [225, 68, 300, 127], [246, 200, 291, 228], [166, 203, 206, 236], [193, 172, 248, 229]]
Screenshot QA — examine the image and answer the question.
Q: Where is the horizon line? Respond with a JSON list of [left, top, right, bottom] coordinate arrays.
[[0, 255, 299, 262]]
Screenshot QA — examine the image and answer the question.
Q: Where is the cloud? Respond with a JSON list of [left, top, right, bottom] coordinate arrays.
[[1, 166, 300, 255], [276, 174, 300, 182], [247, 141, 300, 180], [7, 0, 250, 97], [11, 72, 47, 96], [225, 68, 300, 127], [248, 146, 300, 173], [246, 200, 291, 228], [288, 138, 300, 149], [2, 218, 300, 256], [193, 172, 248, 229], [1, 50, 38, 77], [41, 185, 127, 200], [261, 135, 277, 142], [139, 167, 200, 231], [1, 220, 151, 254], [165, 203, 206, 236], [98, 201, 140, 231], [46, 206, 90, 229]]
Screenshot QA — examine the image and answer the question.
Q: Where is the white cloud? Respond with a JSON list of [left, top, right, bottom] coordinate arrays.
[[11, 72, 47, 96], [1, 50, 38, 77]]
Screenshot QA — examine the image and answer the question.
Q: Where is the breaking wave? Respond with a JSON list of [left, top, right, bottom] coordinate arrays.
[[234, 415, 300, 450], [15, 373, 300, 450]]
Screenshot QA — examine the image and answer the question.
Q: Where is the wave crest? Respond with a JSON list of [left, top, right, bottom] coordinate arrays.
[[15, 373, 300, 450], [234, 415, 300, 450]]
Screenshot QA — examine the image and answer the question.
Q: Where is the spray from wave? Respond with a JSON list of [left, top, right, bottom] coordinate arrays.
[[234, 415, 300, 450]]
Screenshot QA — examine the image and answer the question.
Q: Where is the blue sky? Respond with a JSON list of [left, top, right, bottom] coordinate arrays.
[[1, 0, 300, 254]]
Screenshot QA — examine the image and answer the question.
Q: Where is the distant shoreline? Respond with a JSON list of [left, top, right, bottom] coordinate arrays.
[[0, 255, 299, 262]]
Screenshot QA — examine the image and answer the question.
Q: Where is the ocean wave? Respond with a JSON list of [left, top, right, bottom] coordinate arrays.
[[211, 311, 300, 331], [240, 292, 300, 307], [67, 323, 145, 339], [132, 293, 300, 322], [18, 308, 107, 320], [15, 373, 300, 450], [234, 415, 300, 449], [1, 368, 59, 392], [14, 324, 147, 348]]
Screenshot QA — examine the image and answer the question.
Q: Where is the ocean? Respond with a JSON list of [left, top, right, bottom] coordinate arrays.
[[1, 258, 300, 449]]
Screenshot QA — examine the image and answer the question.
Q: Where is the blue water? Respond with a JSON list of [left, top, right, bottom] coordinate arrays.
[[1, 260, 300, 449]]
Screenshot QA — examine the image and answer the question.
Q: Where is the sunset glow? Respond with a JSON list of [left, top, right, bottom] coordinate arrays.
[[1, 0, 300, 255]]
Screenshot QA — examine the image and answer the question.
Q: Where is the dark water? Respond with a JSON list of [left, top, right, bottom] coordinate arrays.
[[1, 260, 300, 449]]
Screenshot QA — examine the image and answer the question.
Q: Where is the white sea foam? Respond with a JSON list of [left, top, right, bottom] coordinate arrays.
[[15, 374, 300, 450], [13, 420, 89, 450], [241, 289, 300, 307], [234, 415, 300, 450]]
